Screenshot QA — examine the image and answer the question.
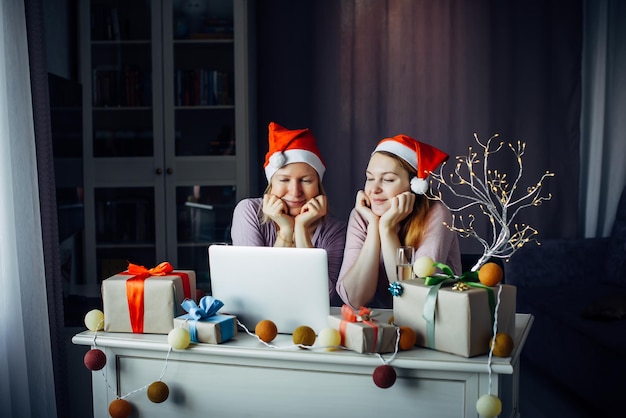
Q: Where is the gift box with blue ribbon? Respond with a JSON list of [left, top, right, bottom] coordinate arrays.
[[392, 277, 516, 358], [173, 296, 237, 344]]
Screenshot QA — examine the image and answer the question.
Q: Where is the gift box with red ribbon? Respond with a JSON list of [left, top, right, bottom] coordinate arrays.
[[392, 278, 516, 357], [173, 296, 237, 344], [327, 305, 398, 354], [102, 262, 197, 334]]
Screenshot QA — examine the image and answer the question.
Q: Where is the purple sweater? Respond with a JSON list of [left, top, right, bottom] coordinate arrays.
[[230, 197, 347, 306], [336, 201, 462, 309]]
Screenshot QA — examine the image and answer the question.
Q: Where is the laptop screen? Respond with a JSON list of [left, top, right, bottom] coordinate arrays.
[[208, 245, 331, 334]]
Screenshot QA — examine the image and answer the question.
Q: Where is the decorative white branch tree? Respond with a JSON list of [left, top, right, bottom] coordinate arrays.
[[428, 133, 555, 272]]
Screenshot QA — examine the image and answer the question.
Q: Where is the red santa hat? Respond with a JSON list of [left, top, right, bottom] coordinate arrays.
[[264, 122, 326, 181], [373, 134, 449, 194]]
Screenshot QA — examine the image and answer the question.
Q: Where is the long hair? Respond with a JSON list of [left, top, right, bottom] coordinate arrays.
[[258, 173, 327, 225], [377, 151, 431, 247]]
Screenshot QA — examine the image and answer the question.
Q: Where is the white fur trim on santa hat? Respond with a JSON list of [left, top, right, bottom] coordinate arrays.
[[373, 141, 418, 170], [410, 177, 429, 194], [264, 149, 326, 181]]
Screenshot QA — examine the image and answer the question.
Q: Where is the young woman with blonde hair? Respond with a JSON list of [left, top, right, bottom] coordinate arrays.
[[231, 122, 346, 305]]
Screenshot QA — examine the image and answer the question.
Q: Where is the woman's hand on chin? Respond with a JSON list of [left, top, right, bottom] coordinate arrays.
[[379, 191, 414, 230], [262, 193, 294, 230]]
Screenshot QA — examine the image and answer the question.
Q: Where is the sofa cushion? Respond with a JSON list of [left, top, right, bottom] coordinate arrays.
[[517, 284, 626, 356], [604, 187, 626, 286], [582, 292, 626, 321], [517, 283, 626, 417], [605, 219, 626, 286]]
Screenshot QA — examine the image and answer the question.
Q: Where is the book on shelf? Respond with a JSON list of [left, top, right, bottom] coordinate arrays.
[[92, 67, 152, 107], [91, 5, 122, 41], [174, 69, 233, 106]]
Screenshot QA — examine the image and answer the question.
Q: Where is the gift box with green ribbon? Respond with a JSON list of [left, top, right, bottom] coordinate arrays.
[[103, 262, 197, 334], [392, 264, 516, 358]]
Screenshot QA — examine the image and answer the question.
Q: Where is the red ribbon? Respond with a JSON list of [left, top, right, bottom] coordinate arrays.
[[339, 304, 379, 351], [121, 262, 192, 333]]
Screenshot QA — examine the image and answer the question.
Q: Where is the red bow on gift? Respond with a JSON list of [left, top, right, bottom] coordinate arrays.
[[127, 261, 173, 277], [339, 304, 380, 352], [123, 262, 191, 333], [341, 304, 374, 322]]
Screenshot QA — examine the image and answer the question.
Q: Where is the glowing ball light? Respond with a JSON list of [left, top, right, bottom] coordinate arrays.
[[317, 327, 341, 351], [255, 319, 278, 343], [83, 348, 106, 371], [108, 398, 131, 418], [168, 327, 191, 350], [292, 325, 316, 347], [84, 309, 104, 331], [413, 256, 435, 278], [398, 326, 417, 351], [373, 364, 397, 388], [147, 381, 170, 403], [476, 394, 502, 417]]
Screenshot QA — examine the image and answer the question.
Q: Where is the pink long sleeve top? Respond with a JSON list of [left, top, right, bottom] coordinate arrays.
[[336, 201, 462, 309]]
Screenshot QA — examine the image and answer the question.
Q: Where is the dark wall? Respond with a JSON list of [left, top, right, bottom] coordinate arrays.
[[254, 0, 582, 242], [254, 0, 316, 195]]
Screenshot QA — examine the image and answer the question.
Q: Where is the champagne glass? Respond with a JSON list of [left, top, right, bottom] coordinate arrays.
[[396, 246, 415, 281]]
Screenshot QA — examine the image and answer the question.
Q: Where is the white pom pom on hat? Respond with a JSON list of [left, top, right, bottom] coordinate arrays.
[[373, 134, 449, 194], [264, 122, 326, 182]]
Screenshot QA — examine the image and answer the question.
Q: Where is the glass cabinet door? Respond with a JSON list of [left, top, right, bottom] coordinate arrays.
[[81, 0, 162, 296], [78, 0, 253, 296], [90, 1, 154, 158], [164, 0, 238, 291]]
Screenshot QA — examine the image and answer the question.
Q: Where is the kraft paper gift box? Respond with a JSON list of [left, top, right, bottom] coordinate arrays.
[[392, 279, 516, 357], [173, 297, 237, 344], [327, 305, 398, 354], [102, 262, 196, 334]]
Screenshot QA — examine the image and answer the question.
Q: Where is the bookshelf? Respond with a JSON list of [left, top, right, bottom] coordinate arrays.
[[74, 0, 256, 296]]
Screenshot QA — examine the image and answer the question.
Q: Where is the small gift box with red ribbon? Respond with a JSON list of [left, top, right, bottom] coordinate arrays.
[[102, 262, 197, 334], [392, 271, 516, 357], [173, 296, 237, 344], [327, 305, 398, 354]]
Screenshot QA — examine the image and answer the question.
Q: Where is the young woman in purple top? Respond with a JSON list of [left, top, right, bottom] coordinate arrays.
[[336, 134, 462, 309], [230, 122, 346, 306]]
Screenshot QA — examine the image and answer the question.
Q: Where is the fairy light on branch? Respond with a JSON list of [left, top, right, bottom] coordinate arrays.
[[429, 133, 555, 271]]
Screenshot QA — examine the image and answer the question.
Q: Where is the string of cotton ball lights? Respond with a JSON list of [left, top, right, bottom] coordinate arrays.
[[476, 284, 505, 418], [239, 317, 407, 389], [82, 305, 417, 417], [83, 309, 176, 418], [371, 327, 401, 388]]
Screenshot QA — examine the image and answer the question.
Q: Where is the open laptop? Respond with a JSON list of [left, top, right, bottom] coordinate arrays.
[[208, 245, 331, 334]]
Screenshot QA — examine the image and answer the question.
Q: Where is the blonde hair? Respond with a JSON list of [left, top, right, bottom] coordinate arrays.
[[377, 151, 431, 247]]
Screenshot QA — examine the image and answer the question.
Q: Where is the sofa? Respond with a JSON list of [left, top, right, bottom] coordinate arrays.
[[504, 186, 626, 417]]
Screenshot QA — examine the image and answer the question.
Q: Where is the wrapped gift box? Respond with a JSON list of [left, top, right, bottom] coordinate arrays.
[[393, 279, 516, 357], [102, 265, 196, 334], [328, 307, 398, 354], [173, 314, 237, 344]]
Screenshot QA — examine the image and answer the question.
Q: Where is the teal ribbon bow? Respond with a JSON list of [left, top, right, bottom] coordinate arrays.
[[422, 263, 496, 349]]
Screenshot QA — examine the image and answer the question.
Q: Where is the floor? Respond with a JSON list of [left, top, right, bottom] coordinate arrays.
[[64, 326, 597, 418]]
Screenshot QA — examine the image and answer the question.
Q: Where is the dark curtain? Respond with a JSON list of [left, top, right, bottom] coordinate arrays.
[[257, 0, 582, 250], [25, 0, 67, 416]]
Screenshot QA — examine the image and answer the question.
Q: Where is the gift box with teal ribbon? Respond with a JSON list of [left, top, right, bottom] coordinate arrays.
[[173, 296, 237, 344], [392, 267, 516, 358]]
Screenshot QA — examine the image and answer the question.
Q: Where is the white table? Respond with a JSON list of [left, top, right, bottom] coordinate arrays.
[[73, 313, 533, 418]]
